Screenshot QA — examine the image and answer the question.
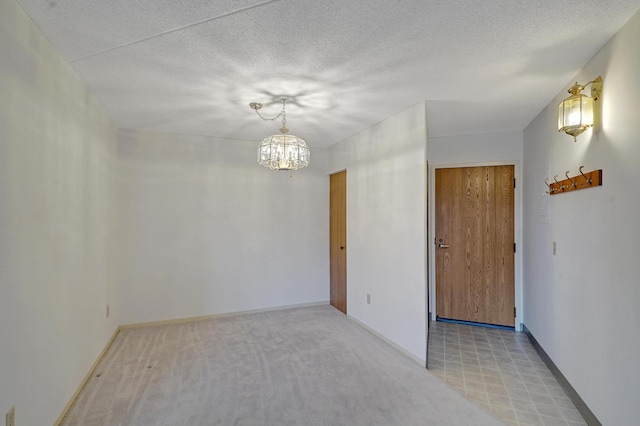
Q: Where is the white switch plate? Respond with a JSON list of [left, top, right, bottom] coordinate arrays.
[[367, 294, 371, 304]]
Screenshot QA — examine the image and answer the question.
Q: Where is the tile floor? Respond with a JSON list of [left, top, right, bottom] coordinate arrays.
[[427, 321, 587, 426]]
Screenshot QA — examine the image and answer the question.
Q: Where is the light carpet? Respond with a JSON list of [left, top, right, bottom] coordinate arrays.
[[61, 305, 502, 425]]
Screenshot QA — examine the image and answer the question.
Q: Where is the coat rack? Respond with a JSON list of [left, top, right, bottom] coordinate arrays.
[[545, 166, 602, 195]]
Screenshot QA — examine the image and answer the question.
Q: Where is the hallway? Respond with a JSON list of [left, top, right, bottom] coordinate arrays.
[[428, 321, 586, 425]]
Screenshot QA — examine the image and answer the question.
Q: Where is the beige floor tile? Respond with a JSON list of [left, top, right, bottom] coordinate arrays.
[[483, 375, 505, 386], [525, 382, 549, 395], [481, 366, 502, 377], [554, 397, 577, 410], [487, 392, 512, 408], [511, 398, 538, 414], [534, 402, 564, 419], [445, 376, 465, 388], [539, 414, 569, 426], [492, 405, 518, 422], [558, 407, 585, 423], [520, 373, 544, 385], [545, 385, 569, 399], [485, 383, 509, 396], [465, 379, 487, 393], [463, 371, 484, 383], [462, 358, 481, 368], [515, 409, 544, 425], [503, 377, 525, 390], [529, 392, 557, 407], [466, 389, 490, 404]]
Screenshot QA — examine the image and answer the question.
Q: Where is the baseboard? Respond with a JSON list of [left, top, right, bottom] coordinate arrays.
[[54, 327, 120, 426], [347, 314, 426, 367], [522, 324, 601, 426], [119, 301, 330, 330]]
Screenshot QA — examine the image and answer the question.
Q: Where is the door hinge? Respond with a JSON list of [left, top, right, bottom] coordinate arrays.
[[514, 243, 516, 253], [513, 178, 516, 188], [514, 307, 517, 317]]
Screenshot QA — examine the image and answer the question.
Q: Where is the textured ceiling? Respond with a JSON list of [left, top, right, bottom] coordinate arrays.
[[16, 0, 640, 147]]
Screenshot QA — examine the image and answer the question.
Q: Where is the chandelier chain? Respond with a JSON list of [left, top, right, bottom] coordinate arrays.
[[253, 98, 287, 125]]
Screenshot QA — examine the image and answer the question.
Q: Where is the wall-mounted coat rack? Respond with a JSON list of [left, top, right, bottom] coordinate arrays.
[[545, 166, 602, 195]]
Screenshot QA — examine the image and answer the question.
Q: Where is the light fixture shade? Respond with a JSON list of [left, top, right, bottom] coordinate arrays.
[[558, 92, 594, 141], [257, 133, 310, 171]]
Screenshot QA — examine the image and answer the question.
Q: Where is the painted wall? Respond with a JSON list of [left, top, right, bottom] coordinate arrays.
[[522, 10, 640, 425], [427, 131, 524, 327], [327, 103, 428, 363], [116, 129, 329, 325], [0, 0, 119, 424], [428, 131, 523, 165]]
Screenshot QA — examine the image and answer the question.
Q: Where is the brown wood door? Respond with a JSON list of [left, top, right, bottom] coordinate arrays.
[[435, 165, 515, 327], [330, 171, 347, 314]]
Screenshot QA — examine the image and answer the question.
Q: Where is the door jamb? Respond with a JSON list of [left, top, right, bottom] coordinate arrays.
[[428, 161, 522, 330]]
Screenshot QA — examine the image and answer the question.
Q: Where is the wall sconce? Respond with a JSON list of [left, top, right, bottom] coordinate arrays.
[[557, 76, 602, 141]]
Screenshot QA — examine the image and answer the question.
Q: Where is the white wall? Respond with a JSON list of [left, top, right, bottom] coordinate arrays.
[[522, 10, 640, 425], [428, 131, 523, 165], [116, 129, 329, 325], [427, 131, 523, 326], [327, 103, 428, 363], [0, 0, 119, 424]]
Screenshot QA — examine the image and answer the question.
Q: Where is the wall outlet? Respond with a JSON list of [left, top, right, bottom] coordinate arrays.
[[6, 406, 15, 426], [553, 241, 557, 255], [366, 294, 371, 304], [106, 304, 110, 318]]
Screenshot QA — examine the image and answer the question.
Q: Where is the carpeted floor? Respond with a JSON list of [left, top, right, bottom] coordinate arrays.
[[61, 305, 503, 425]]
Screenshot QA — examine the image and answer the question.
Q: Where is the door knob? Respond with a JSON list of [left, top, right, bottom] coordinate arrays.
[[340, 246, 345, 250]]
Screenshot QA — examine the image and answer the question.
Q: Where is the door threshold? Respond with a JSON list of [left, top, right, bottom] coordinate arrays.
[[436, 317, 515, 331]]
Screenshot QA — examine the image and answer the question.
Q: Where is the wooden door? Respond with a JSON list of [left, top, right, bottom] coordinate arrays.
[[435, 165, 515, 327], [330, 171, 347, 314]]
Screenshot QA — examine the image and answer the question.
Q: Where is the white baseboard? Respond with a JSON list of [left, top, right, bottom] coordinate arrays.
[[54, 327, 120, 426], [119, 301, 330, 330], [347, 314, 426, 367]]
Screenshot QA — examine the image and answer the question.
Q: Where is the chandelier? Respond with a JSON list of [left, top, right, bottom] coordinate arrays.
[[249, 97, 310, 172]]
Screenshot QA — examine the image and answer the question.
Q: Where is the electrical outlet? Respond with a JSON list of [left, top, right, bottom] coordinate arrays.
[[6, 406, 15, 426], [553, 241, 557, 255], [106, 304, 110, 318], [366, 294, 371, 304]]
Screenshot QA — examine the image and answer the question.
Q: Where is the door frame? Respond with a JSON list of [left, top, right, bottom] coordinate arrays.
[[428, 161, 523, 330]]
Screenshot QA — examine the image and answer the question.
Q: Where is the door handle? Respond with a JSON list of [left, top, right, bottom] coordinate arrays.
[[340, 246, 345, 250], [438, 244, 450, 248]]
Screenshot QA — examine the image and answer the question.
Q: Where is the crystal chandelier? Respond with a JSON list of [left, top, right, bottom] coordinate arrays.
[[249, 97, 310, 172]]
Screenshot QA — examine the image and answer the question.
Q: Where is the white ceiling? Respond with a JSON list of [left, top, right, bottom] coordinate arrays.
[[16, 0, 640, 147]]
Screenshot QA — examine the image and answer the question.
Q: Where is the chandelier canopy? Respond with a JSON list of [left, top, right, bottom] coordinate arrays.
[[249, 98, 310, 172]]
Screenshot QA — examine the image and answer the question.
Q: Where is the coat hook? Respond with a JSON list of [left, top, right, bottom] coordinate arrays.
[[544, 178, 552, 194], [565, 171, 577, 188], [579, 166, 592, 185], [554, 175, 564, 190]]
